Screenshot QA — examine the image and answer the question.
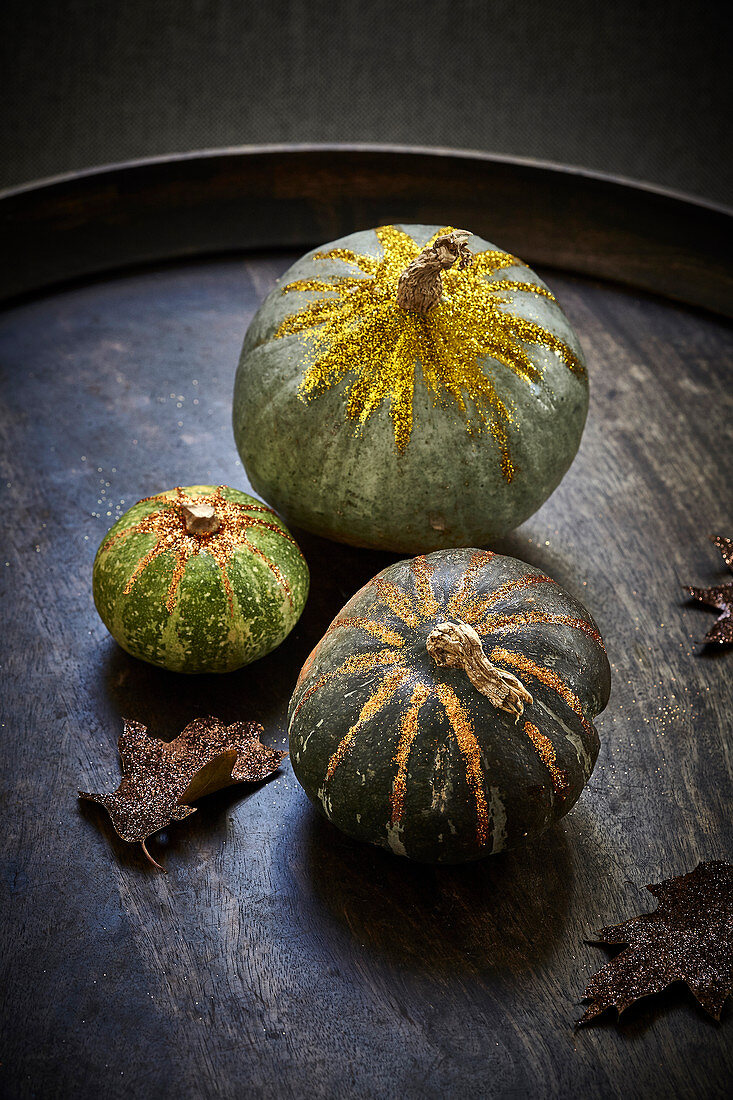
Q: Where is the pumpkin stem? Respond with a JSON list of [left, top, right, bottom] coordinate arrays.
[[180, 501, 221, 536], [426, 621, 533, 722], [396, 230, 473, 315]]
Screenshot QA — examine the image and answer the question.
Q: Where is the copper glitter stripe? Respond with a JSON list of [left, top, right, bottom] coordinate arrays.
[[290, 649, 405, 724], [325, 668, 410, 781], [445, 549, 496, 617], [524, 721, 569, 797], [485, 610, 605, 650], [482, 572, 554, 609], [243, 518, 301, 549], [490, 647, 592, 735], [409, 556, 441, 619], [101, 488, 300, 616], [239, 539, 293, 610], [456, 572, 552, 629], [435, 683, 489, 847], [374, 578, 420, 628], [390, 682, 431, 825], [329, 616, 405, 647]]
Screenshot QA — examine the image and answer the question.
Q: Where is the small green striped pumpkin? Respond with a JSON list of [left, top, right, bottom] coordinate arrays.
[[93, 484, 309, 673], [288, 548, 610, 863]]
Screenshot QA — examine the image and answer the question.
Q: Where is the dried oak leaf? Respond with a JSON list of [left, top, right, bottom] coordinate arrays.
[[578, 861, 733, 1025], [683, 535, 733, 644], [79, 716, 285, 869]]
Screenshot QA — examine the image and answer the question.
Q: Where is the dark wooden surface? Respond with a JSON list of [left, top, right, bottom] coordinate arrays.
[[1, 146, 732, 316], [1, 153, 732, 1100]]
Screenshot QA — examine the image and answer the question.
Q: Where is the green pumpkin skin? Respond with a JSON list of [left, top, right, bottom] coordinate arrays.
[[288, 548, 610, 863], [93, 485, 309, 674], [233, 224, 589, 552]]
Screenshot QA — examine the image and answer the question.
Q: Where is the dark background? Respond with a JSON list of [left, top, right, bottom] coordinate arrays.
[[1, 0, 730, 205]]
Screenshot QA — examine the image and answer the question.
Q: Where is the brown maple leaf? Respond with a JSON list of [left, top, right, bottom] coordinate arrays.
[[683, 535, 733, 644], [79, 716, 286, 869], [578, 861, 733, 1025]]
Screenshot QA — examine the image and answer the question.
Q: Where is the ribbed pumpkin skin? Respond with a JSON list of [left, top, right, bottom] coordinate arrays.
[[93, 485, 309, 673], [233, 224, 588, 552], [288, 549, 610, 863]]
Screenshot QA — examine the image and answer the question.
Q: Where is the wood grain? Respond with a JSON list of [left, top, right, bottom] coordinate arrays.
[[0, 248, 731, 1095]]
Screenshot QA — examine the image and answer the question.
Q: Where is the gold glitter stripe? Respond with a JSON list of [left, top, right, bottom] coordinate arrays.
[[487, 279, 555, 301], [485, 610, 606, 650], [491, 420, 515, 481], [281, 276, 366, 297], [435, 682, 489, 847], [313, 248, 379, 275], [325, 668, 410, 781], [272, 224, 586, 478], [507, 316, 586, 376], [524, 721, 569, 797], [483, 337, 542, 385], [390, 682, 431, 825], [490, 647, 592, 735], [470, 250, 522, 275], [329, 617, 405, 647], [445, 549, 496, 617], [374, 578, 420, 628], [410, 556, 441, 618], [290, 649, 405, 724], [375, 224, 419, 262]]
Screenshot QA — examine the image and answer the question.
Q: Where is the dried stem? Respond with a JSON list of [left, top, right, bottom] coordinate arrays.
[[396, 230, 473, 315], [180, 501, 221, 536], [140, 838, 166, 872], [426, 621, 533, 721]]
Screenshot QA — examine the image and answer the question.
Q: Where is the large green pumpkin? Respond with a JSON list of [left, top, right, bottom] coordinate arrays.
[[233, 224, 588, 552], [288, 548, 610, 863], [93, 485, 309, 673]]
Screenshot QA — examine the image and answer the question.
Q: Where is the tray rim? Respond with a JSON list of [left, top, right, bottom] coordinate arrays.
[[1, 142, 731, 315], [4, 142, 732, 215]]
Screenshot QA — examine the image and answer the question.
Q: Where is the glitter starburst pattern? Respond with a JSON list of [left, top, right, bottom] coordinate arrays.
[[291, 550, 605, 847], [101, 486, 301, 613], [275, 226, 585, 480]]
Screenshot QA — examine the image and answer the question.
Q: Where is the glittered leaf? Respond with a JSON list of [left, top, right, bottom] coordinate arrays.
[[683, 535, 733, 644], [579, 861, 733, 1024], [79, 717, 285, 869]]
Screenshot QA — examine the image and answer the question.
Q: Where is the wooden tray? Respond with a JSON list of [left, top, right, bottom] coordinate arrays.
[[1, 146, 731, 1100]]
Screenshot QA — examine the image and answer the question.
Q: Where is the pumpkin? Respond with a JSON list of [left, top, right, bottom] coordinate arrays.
[[288, 548, 610, 863], [93, 485, 309, 673], [233, 225, 588, 552]]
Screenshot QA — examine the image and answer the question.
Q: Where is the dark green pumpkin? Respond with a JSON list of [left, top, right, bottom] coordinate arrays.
[[233, 224, 588, 552], [93, 484, 309, 673], [288, 548, 610, 863]]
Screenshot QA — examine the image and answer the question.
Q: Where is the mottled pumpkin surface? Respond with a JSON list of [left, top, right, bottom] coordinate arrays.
[[288, 548, 610, 863], [233, 224, 589, 551], [93, 484, 309, 673]]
